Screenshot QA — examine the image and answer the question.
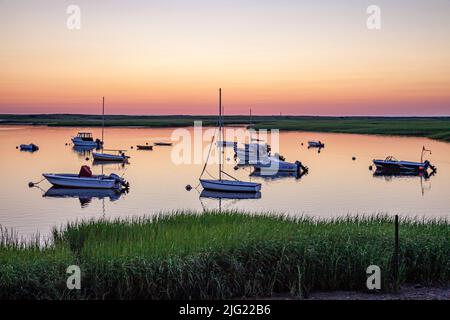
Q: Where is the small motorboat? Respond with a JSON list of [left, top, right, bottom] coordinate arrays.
[[308, 141, 325, 148], [154, 142, 173, 146], [72, 132, 102, 147], [92, 150, 129, 162], [200, 179, 261, 192], [373, 157, 432, 172], [254, 157, 308, 173], [234, 142, 270, 164], [136, 145, 153, 150], [19, 143, 39, 152], [43, 166, 128, 189]]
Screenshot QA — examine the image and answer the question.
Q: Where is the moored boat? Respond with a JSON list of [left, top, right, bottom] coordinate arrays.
[[308, 141, 325, 148], [154, 142, 173, 146], [92, 151, 129, 162], [136, 145, 153, 150], [253, 157, 307, 173], [200, 179, 261, 192], [19, 143, 39, 152], [199, 88, 262, 194], [373, 157, 430, 172], [373, 147, 436, 173], [43, 165, 129, 189], [72, 132, 102, 147], [43, 173, 128, 189]]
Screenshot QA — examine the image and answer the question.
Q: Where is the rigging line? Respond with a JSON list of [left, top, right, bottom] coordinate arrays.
[[198, 122, 219, 180], [220, 170, 239, 181]]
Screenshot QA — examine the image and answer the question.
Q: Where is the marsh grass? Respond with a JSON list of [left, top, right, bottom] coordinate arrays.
[[1, 115, 449, 141], [1, 211, 449, 299]]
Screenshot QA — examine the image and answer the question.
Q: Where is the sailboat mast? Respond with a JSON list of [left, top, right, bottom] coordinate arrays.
[[219, 88, 222, 181], [102, 96, 105, 150]]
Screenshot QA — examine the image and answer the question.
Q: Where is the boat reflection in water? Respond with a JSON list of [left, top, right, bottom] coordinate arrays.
[[72, 145, 97, 157], [200, 189, 262, 200], [92, 159, 129, 168], [373, 169, 436, 181], [373, 169, 436, 196], [44, 187, 127, 208], [250, 169, 307, 180]]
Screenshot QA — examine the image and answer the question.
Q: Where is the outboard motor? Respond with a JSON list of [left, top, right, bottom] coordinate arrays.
[[295, 161, 309, 174], [109, 173, 129, 188], [95, 139, 103, 148]]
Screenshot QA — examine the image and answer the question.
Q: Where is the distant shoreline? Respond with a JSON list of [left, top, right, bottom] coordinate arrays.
[[1, 114, 449, 142]]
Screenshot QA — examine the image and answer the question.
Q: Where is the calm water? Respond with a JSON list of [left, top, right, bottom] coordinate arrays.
[[1, 125, 449, 238]]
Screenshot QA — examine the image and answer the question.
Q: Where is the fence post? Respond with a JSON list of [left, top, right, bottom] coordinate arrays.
[[394, 215, 399, 292]]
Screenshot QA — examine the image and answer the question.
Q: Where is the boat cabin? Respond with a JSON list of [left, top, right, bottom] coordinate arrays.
[[76, 132, 94, 142]]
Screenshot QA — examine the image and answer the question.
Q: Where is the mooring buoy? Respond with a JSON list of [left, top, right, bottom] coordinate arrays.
[[185, 184, 192, 191]]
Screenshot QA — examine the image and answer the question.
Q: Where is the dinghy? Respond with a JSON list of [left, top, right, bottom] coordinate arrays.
[[19, 144, 39, 152], [136, 145, 153, 150], [199, 88, 262, 194], [154, 142, 172, 146], [308, 141, 325, 148], [72, 132, 102, 147]]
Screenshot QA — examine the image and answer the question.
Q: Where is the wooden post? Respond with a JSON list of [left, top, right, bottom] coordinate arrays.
[[394, 215, 399, 292]]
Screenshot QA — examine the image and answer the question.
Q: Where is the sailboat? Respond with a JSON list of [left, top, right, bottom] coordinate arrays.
[[92, 97, 129, 162], [200, 89, 262, 193]]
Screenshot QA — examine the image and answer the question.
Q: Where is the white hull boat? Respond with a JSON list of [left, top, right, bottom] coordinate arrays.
[[200, 179, 261, 192], [254, 157, 303, 172], [72, 132, 102, 147], [199, 89, 262, 195], [92, 152, 128, 162], [43, 173, 127, 189]]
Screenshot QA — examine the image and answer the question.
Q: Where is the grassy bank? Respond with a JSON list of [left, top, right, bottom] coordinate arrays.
[[1, 114, 450, 142], [0, 212, 448, 299]]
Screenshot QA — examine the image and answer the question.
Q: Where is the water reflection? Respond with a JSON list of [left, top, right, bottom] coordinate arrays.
[[200, 189, 262, 200], [250, 170, 307, 180], [44, 187, 127, 208], [92, 160, 129, 169], [372, 169, 435, 196], [72, 145, 96, 157], [373, 169, 436, 180]]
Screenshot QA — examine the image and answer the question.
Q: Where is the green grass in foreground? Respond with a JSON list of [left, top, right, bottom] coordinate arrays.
[[1, 115, 450, 142], [0, 212, 449, 299]]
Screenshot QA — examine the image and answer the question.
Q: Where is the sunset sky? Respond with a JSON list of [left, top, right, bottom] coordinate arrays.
[[1, 0, 449, 115]]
